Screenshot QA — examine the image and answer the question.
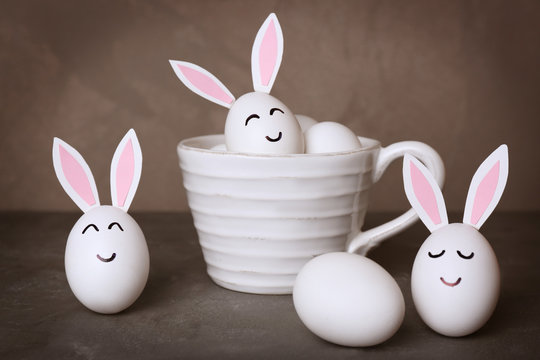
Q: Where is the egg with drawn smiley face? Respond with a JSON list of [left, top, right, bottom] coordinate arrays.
[[411, 223, 500, 337], [65, 206, 149, 314], [169, 14, 305, 155], [224, 92, 304, 154], [53, 129, 149, 314], [403, 145, 508, 337]]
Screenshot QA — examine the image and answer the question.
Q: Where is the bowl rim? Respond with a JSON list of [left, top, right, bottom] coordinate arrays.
[[177, 134, 381, 158]]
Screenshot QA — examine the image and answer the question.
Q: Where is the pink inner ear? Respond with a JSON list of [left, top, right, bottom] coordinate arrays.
[[59, 145, 96, 207], [177, 64, 234, 105], [411, 161, 442, 226], [470, 161, 500, 225], [115, 139, 135, 208], [259, 19, 278, 86]]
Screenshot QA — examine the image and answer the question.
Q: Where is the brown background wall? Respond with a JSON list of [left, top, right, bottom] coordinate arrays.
[[1, 0, 539, 213]]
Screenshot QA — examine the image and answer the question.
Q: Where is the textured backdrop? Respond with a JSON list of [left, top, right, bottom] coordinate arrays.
[[1, 0, 539, 212]]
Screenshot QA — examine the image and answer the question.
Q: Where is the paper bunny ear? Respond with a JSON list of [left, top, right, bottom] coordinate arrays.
[[251, 13, 284, 93], [110, 129, 142, 212], [52, 138, 100, 213], [463, 145, 509, 229], [403, 154, 449, 233], [169, 60, 235, 108]]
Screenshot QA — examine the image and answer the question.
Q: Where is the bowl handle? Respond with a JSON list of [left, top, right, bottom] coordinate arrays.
[[346, 141, 445, 255]]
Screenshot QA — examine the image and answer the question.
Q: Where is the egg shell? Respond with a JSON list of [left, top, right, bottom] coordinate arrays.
[[304, 122, 362, 154], [295, 114, 318, 132], [65, 206, 150, 314], [293, 252, 405, 347], [411, 223, 500, 337], [225, 92, 304, 154]]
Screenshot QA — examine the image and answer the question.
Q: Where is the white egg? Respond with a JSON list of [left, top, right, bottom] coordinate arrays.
[[65, 206, 150, 314], [225, 92, 304, 154], [411, 223, 500, 337], [295, 114, 318, 132], [304, 122, 362, 154], [293, 252, 405, 347]]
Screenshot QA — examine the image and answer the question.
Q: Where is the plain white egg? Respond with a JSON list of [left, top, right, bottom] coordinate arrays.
[[411, 223, 500, 337], [225, 92, 304, 154], [65, 206, 150, 314], [295, 114, 318, 132], [304, 122, 362, 154], [293, 252, 405, 347]]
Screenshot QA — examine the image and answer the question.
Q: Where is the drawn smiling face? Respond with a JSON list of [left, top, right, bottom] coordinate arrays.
[[80, 220, 124, 263], [64, 206, 149, 313], [411, 223, 500, 336], [225, 92, 304, 154], [426, 247, 474, 288]]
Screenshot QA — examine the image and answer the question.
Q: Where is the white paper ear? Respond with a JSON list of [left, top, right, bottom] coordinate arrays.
[[110, 129, 142, 212], [52, 138, 100, 213], [169, 60, 235, 108], [251, 13, 284, 93], [463, 144, 509, 229], [403, 154, 449, 233]]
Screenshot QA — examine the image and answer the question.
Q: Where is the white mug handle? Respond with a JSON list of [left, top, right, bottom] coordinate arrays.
[[346, 141, 445, 256]]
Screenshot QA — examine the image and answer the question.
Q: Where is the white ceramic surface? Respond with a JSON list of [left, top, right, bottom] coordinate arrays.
[[177, 134, 444, 294]]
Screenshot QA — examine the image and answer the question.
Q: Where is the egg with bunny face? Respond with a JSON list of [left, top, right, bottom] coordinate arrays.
[[225, 92, 304, 154], [403, 145, 508, 337], [65, 206, 149, 314], [53, 129, 149, 314], [411, 223, 499, 337], [169, 13, 307, 155]]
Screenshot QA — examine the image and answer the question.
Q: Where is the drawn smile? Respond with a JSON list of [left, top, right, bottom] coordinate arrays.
[[97, 253, 116, 262], [265, 132, 282, 142], [440, 277, 461, 287]]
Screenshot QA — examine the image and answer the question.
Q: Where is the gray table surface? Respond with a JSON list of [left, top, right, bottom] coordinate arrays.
[[1, 211, 539, 359]]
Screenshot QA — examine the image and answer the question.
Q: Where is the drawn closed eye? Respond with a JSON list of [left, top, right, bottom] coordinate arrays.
[[245, 114, 260, 126], [108, 222, 124, 231], [457, 250, 474, 259], [269, 107, 284, 115], [428, 250, 445, 258], [82, 224, 99, 234]]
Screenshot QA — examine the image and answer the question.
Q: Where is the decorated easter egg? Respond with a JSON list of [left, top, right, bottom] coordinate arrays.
[[169, 14, 307, 155], [53, 129, 149, 314], [411, 223, 500, 337], [304, 121, 361, 154], [293, 252, 405, 347], [65, 206, 150, 314], [225, 92, 304, 154], [403, 146, 508, 337]]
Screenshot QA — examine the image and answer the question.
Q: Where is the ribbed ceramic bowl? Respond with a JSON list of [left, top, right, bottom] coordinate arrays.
[[177, 134, 380, 294]]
